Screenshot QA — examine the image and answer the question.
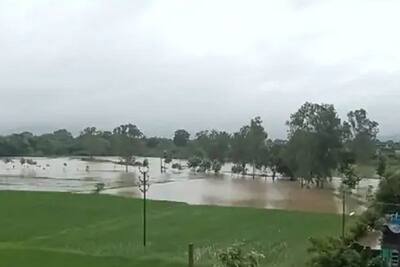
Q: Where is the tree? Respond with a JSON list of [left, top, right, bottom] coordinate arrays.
[[340, 163, 361, 189], [79, 134, 110, 158], [78, 128, 110, 157], [230, 130, 248, 175], [173, 129, 190, 147], [267, 139, 290, 181], [230, 117, 268, 178], [112, 124, 143, 138], [35, 129, 74, 155], [81, 127, 98, 136], [187, 156, 202, 170], [375, 171, 400, 214], [0, 132, 35, 156], [212, 160, 222, 174], [246, 117, 268, 178], [344, 109, 379, 163], [195, 130, 230, 162], [146, 137, 160, 148], [198, 159, 212, 172], [376, 155, 387, 178], [109, 124, 145, 172], [286, 102, 343, 187], [110, 134, 143, 172]]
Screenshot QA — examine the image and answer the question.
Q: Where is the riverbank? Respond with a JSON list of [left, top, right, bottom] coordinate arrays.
[[0, 191, 342, 267]]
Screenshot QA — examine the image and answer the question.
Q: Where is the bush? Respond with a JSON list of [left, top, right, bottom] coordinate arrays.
[[308, 237, 380, 267], [215, 242, 264, 267], [171, 163, 183, 170], [232, 164, 246, 174], [198, 159, 212, 172], [94, 183, 105, 194], [188, 156, 202, 169], [212, 160, 222, 173]]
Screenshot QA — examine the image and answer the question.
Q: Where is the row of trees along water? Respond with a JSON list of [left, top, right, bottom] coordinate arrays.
[[0, 102, 392, 183]]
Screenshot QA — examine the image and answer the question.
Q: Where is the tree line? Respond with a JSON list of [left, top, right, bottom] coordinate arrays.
[[0, 102, 389, 181]]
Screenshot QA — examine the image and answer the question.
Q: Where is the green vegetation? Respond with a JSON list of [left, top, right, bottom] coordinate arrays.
[[1, 103, 399, 179], [307, 170, 400, 267], [0, 191, 341, 267], [173, 129, 191, 147], [308, 237, 381, 267], [285, 103, 343, 187]]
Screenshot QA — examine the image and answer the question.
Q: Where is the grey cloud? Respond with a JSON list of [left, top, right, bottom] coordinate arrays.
[[0, 0, 399, 139]]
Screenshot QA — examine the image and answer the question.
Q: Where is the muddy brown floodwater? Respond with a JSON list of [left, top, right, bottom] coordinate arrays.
[[0, 156, 379, 214]]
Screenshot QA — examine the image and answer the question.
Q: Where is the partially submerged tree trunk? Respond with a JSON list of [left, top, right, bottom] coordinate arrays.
[[123, 156, 129, 172], [315, 178, 324, 188], [241, 163, 246, 177], [252, 162, 255, 180]]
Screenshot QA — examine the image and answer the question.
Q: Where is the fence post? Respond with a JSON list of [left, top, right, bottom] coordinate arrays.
[[188, 243, 194, 267]]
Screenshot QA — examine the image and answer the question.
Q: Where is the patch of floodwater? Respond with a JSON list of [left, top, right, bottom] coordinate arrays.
[[103, 177, 341, 213], [0, 156, 380, 214]]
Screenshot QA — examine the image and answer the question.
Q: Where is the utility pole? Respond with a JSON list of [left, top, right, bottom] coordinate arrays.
[[138, 161, 150, 247]]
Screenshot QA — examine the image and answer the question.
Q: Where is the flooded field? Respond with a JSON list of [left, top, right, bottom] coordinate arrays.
[[0, 157, 379, 214]]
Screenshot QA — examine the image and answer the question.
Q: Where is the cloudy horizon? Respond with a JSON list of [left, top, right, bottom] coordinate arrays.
[[1, 0, 399, 139]]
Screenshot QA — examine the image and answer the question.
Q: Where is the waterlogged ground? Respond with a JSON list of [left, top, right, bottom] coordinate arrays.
[[0, 157, 378, 214]]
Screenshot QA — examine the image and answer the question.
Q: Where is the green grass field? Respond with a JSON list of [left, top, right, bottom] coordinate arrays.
[[0, 191, 342, 267]]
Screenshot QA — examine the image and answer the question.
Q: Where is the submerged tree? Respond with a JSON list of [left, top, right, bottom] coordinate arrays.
[[285, 102, 343, 187], [110, 134, 142, 172], [230, 117, 268, 178], [267, 139, 290, 181], [212, 160, 222, 174], [187, 156, 202, 170], [195, 130, 230, 163]]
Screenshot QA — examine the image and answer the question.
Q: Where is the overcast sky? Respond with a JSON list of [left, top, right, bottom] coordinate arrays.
[[0, 0, 399, 139]]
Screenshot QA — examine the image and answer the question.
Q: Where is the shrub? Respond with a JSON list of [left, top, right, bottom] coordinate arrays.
[[212, 160, 222, 174], [94, 183, 105, 194], [232, 164, 246, 174], [171, 163, 183, 170], [188, 156, 202, 169], [215, 242, 264, 267], [198, 159, 212, 172]]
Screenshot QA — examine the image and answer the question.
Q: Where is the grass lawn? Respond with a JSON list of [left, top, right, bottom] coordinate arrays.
[[0, 191, 342, 267]]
